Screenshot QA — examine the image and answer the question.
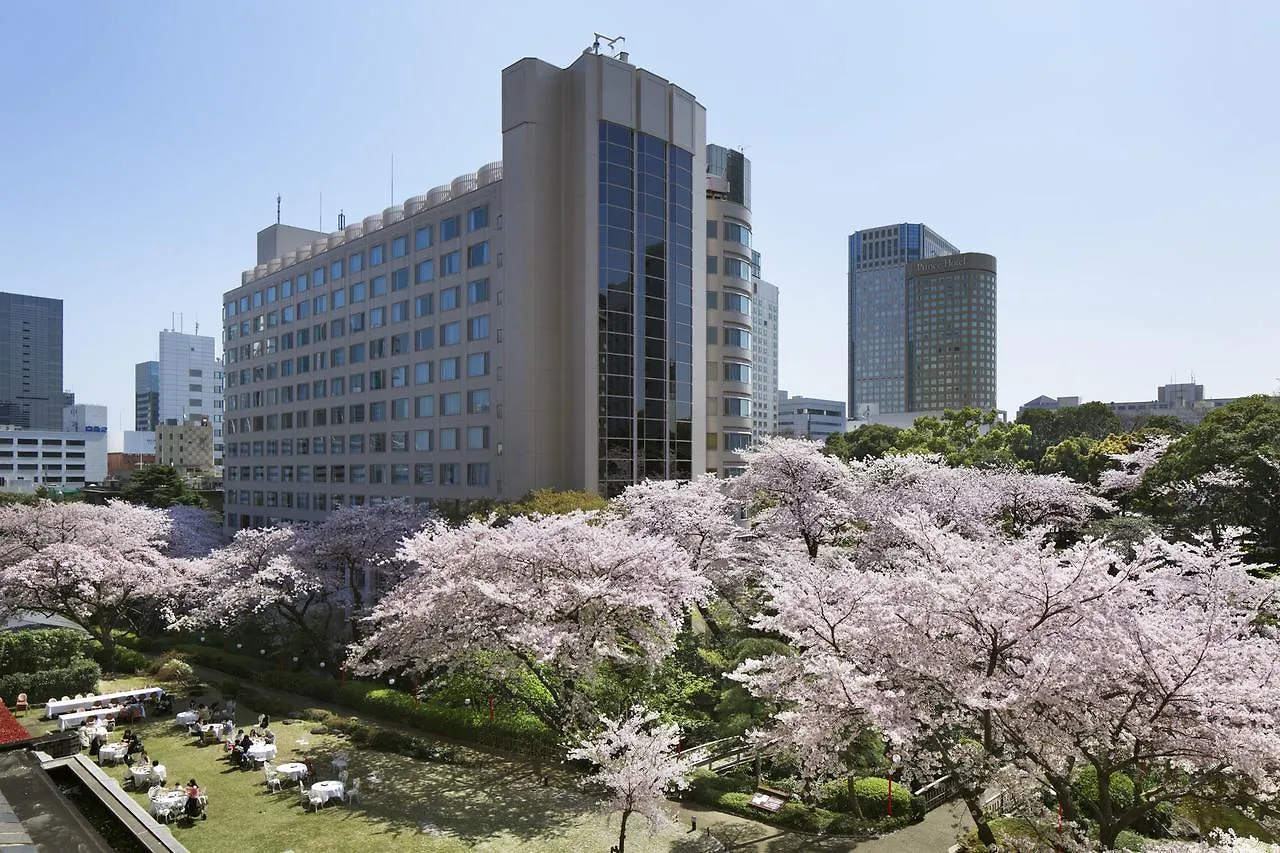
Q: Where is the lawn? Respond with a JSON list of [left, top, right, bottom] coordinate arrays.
[[23, 676, 704, 853]]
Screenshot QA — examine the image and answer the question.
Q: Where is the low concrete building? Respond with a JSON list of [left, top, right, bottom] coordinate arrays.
[[155, 417, 215, 474]]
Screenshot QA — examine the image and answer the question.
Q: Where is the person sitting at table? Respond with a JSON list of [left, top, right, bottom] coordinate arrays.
[[125, 735, 144, 761], [237, 732, 254, 768], [258, 713, 271, 729], [219, 719, 235, 738], [185, 779, 206, 820], [262, 727, 275, 744], [88, 731, 104, 757], [150, 759, 167, 785], [303, 756, 315, 781]]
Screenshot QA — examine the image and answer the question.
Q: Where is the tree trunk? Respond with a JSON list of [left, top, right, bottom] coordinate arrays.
[[98, 626, 117, 672], [960, 788, 998, 848], [617, 807, 631, 853], [847, 775, 865, 820]]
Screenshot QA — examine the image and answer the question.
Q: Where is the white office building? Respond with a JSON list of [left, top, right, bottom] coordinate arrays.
[[148, 331, 224, 467], [751, 278, 779, 440], [0, 403, 108, 492], [778, 391, 846, 442]]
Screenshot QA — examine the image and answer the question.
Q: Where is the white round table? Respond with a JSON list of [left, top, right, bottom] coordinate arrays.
[[311, 780, 345, 804], [174, 711, 199, 725], [98, 743, 128, 765], [148, 790, 187, 820], [128, 765, 153, 785], [276, 762, 308, 781], [247, 742, 277, 763]]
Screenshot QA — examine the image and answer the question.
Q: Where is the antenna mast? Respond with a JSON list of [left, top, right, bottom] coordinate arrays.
[[276, 194, 282, 224]]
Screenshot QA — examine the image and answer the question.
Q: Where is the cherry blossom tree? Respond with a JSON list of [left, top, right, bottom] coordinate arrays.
[[290, 502, 427, 644], [731, 436, 861, 559], [0, 501, 189, 669], [610, 476, 761, 633], [165, 505, 226, 558], [567, 706, 693, 853], [735, 508, 1280, 849], [1099, 434, 1174, 502], [349, 511, 708, 734]]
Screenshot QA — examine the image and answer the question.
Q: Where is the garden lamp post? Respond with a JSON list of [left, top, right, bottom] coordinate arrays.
[[887, 752, 901, 816]]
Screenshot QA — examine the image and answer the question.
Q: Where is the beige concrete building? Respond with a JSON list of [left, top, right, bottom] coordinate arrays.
[[155, 417, 215, 473], [220, 47, 706, 528], [704, 144, 756, 477]]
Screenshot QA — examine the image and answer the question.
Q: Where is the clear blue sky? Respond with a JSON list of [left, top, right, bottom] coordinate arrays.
[[3, 0, 1277, 434]]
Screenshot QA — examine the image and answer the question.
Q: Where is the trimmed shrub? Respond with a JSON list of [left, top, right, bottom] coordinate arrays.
[[0, 628, 84, 672], [1073, 765, 1136, 818], [687, 769, 752, 804], [851, 776, 915, 818], [85, 641, 148, 674], [0, 660, 100, 703], [153, 659, 194, 684]]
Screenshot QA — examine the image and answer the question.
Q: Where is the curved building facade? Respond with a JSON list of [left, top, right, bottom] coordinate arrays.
[[905, 252, 997, 411], [705, 145, 755, 477]]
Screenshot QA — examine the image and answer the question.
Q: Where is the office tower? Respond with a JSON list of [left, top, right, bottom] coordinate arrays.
[[905, 253, 997, 411], [705, 144, 755, 477], [154, 331, 224, 466], [777, 391, 847, 441], [847, 224, 958, 417], [751, 279, 779, 440], [0, 292, 64, 430], [135, 360, 160, 431], [221, 48, 705, 528]]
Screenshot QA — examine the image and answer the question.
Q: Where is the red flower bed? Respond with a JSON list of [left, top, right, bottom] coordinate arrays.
[[0, 701, 31, 746]]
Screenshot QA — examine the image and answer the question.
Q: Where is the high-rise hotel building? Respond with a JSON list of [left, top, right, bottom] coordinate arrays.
[[848, 223, 996, 418], [220, 50, 706, 529]]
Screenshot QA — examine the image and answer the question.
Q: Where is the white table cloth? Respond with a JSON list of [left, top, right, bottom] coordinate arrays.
[[128, 765, 153, 785], [174, 711, 199, 725], [59, 708, 118, 731], [148, 790, 187, 819], [247, 742, 277, 762], [84, 724, 108, 741], [99, 743, 128, 764], [46, 687, 163, 718], [276, 762, 308, 781], [311, 780, 344, 804]]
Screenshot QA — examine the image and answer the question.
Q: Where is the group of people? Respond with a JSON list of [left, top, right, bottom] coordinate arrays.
[[227, 725, 275, 769], [148, 778, 206, 820]]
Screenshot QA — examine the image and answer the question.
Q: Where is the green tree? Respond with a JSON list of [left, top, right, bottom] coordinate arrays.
[[824, 423, 904, 463], [1145, 395, 1280, 566], [894, 408, 1032, 469], [120, 465, 207, 509], [1038, 435, 1098, 483], [502, 488, 609, 517], [1017, 402, 1123, 468]]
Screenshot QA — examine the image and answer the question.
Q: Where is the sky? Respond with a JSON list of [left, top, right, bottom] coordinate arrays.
[[2, 0, 1277, 438]]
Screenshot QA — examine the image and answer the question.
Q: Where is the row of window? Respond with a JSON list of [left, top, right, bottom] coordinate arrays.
[[227, 460, 491, 498], [226, 206, 491, 318], [0, 438, 88, 446], [225, 426, 492, 470], [228, 350, 491, 405]]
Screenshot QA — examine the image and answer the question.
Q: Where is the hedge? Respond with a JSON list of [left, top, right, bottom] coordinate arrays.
[[0, 628, 84, 673], [174, 645, 560, 756], [84, 640, 149, 674], [0, 660, 101, 705], [818, 776, 919, 819]]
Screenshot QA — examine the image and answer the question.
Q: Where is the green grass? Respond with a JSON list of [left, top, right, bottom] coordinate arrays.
[[27, 676, 697, 853]]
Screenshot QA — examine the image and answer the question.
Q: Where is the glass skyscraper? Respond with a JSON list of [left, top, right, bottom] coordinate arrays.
[[0, 292, 64, 430], [847, 223, 959, 416]]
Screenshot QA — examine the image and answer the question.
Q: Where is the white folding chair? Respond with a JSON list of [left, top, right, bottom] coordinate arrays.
[[307, 790, 326, 812], [346, 779, 360, 805], [263, 767, 283, 792]]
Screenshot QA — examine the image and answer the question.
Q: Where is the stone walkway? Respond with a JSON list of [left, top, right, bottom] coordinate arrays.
[[666, 800, 971, 852]]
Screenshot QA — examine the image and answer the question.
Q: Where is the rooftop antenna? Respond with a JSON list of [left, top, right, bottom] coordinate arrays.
[[589, 33, 626, 58], [338, 209, 346, 230], [276, 194, 282, 224]]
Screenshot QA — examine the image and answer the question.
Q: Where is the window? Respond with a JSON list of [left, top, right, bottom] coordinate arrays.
[[331, 258, 344, 279], [466, 462, 490, 487], [391, 364, 408, 386], [440, 251, 461, 276], [467, 205, 488, 231], [371, 275, 387, 297], [723, 361, 752, 383], [467, 315, 489, 341], [467, 426, 489, 450], [370, 401, 387, 421], [391, 430, 408, 452], [370, 244, 384, 266], [723, 326, 751, 348], [415, 395, 435, 417], [723, 257, 752, 280], [390, 464, 410, 485], [414, 328, 434, 351], [467, 242, 490, 268], [467, 388, 490, 414], [370, 369, 387, 390], [331, 288, 346, 309], [440, 321, 461, 346], [724, 431, 753, 452], [724, 221, 751, 247], [439, 357, 459, 381], [349, 312, 365, 333], [414, 361, 433, 384], [350, 251, 365, 273], [466, 351, 490, 377], [415, 225, 433, 250], [370, 307, 386, 328], [723, 292, 751, 314], [706, 256, 718, 274], [391, 235, 407, 258], [350, 281, 366, 303], [440, 216, 460, 241], [392, 397, 410, 420], [467, 278, 489, 304], [414, 429, 433, 451], [440, 392, 461, 416], [313, 294, 327, 313], [707, 220, 718, 238], [440, 428, 459, 450], [391, 267, 409, 291], [415, 463, 434, 484], [439, 463, 459, 485], [350, 374, 365, 394], [350, 342, 366, 363], [440, 286, 460, 311], [415, 294, 433, 317], [723, 396, 752, 417], [370, 433, 387, 452], [415, 259, 435, 284]]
